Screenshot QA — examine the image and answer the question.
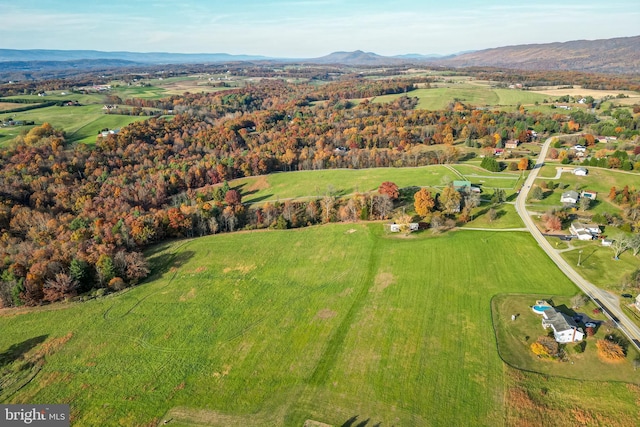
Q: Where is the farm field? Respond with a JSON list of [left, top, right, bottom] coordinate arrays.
[[233, 165, 521, 204], [3, 224, 637, 426], [529, 85, 640, 102], [0, 104, 147, 144], [372, 85, 552, 111]]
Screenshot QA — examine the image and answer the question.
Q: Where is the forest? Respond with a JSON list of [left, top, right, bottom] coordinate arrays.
[[0, 72, 638, 308]]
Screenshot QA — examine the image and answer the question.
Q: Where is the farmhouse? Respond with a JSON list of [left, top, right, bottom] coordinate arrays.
[[581, 190, 597, 200], [505, 140, 520, 149], [570, 221, 600, 240], [541, 307, 585, 343], [573, 167, 588, 176], [560, 190, 579, 204]]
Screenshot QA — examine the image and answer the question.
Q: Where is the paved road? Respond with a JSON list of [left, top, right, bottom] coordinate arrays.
[[515, 136, 640, 349]]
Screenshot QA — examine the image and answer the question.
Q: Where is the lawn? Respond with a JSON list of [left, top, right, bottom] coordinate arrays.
[[559, 244, 638, 290], [463, 202, 525, 229], [2, 224, 638, 426], [492, 293, 640, 381], [529, 165, 639, 215]]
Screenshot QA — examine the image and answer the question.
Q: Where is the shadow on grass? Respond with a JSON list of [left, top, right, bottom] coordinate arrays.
[[147, 250, 195, 279], [0, 335, 48, 369], [341, 416, 379, 427]]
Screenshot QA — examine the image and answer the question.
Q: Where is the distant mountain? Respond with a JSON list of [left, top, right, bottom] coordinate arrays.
[[392, 53, 447, 60], [434, 35, 640, 74], [0, 49, 270, 64], [306, 50, 407, 66]]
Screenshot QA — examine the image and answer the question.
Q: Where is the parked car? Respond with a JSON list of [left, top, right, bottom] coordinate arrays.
[[622, 293, 633, 298]]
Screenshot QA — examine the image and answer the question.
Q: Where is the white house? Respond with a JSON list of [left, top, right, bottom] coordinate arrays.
[[574, 145, 586, 153], [573, 167, 588, 176], [560, 190, 579, 204], [542, 308, 585, 343], [570, 222, 601, 240]]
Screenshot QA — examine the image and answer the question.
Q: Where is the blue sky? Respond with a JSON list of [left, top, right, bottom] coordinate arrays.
[[3, 1, 639, 57]]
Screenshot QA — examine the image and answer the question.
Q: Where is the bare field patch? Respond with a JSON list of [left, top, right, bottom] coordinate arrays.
[[530, 86, 640, 99], [371, 272, 395, 292], [316, 308, 338, 320], [247, 175, 270, 191], [223, 264, 256, 274], [0, 102, 25, 111], [179, 288, 196, 301]]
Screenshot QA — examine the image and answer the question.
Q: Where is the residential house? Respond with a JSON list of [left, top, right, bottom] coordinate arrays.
[[560, 190, 579, 204], [581, 190, 597, 200], [542, 307, 585, 343], [570, 221, 601, 240], [505, 140, 520, 149], [494, 148, 504, 156], [573, 167, 588, 176], [573, 145, 586, 153]]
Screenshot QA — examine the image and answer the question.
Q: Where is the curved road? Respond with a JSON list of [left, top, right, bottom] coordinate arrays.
[[515, 136, 640, 349]]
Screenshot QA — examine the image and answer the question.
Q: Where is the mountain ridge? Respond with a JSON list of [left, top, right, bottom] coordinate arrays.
[[2, 35, 639, 74]]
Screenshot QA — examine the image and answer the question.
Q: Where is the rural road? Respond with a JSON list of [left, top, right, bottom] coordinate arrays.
[[515, 136, 640, 349]]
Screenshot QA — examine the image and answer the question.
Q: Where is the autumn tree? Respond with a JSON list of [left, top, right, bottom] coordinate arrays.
[[517, 157, 529, 171], [43, 273, 78, 302], [414, 188, 435, 217], [224, 189, 242, 206], [378, 181, 399, 201], [596, 338, 625, 362], [440, 185, 461, 214], [530, 336, 559, 358]]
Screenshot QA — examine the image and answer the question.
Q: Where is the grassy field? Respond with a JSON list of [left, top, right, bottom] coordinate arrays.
[[463, 203, 525, 229], [233, 165, 521, 204], [372, 85, 552, 111], [4, 224, 636, 426], [559, 244, 638, 290], [0, 105, 147, 144]]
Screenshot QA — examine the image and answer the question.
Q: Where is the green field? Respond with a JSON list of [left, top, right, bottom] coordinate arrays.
[[2, 224, 638, 426], [372, 86, 552, 110], [233, 165, 521, 204], [0, 105, 147, 144]]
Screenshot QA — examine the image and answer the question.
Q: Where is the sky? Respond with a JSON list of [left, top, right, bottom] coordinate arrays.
[[3, 0, 639, 57]]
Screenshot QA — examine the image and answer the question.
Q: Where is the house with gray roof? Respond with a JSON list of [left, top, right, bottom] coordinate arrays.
[[560, 190, 579, 204], [542, 307, 584, 343]]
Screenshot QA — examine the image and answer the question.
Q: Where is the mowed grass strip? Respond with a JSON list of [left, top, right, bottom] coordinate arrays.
[[1, 225, 637, 426]]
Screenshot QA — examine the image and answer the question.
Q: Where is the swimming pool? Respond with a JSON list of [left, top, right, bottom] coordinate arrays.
[[532, 304, 551, 314]]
